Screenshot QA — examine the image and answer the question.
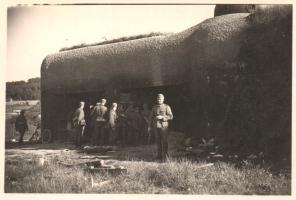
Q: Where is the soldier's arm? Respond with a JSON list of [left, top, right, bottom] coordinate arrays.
[[163, 105, 173, 121]]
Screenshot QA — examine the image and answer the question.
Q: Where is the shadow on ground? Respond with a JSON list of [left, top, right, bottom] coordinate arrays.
[[5, 137, 291, 177]]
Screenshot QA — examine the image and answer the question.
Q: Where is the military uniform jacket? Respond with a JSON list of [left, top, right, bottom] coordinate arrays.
[[73, 107, 85, 127], [93, 105, 108, 122], [15, 115, 28, 132], [149, 103, 173, 128], [108, 109, 117, 129]]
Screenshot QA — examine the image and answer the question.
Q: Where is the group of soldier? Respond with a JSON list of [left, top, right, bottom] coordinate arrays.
[[73, 93, 173, 160], [13, 93, 173, 160]]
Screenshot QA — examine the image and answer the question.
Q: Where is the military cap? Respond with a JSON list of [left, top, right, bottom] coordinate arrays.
[[157, 93, 165, 98]]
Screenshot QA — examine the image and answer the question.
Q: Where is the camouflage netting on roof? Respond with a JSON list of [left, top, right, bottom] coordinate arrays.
[[41, 13, 249, 94], [59, 32, 169, 51]]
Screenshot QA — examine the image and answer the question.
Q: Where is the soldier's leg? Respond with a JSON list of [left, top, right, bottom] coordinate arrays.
[[113, 128, 118, 145], [99, 124, 104, 145], [159, 129, 164, 159], [75, 127, 81, 146], [92, 123, 98, 145], [155, 128, 162, 159], [19, 130, 25, 143], [81, 126, 85, 144], [118, 127, 122, 145], [161, 127, 169, 159], [119, 127, 124, 145], [114, 128, 119, 145], [109, 128, 114, 145]]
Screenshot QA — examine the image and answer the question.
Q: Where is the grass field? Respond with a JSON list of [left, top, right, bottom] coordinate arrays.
[[5, 143, 290, 194]]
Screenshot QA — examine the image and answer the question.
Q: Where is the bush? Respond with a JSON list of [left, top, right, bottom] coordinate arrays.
[[223, 5, 292, 157]]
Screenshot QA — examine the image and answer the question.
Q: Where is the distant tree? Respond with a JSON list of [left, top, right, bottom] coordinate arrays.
[[27, 78, 40, 83], [6, 77, 40, 101]]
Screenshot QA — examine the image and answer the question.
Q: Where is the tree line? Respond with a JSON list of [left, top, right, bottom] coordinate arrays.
[[6, 78, 40, 101]]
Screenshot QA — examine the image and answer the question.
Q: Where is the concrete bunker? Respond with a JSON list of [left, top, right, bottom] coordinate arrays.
[[41, 11, 250, 142]]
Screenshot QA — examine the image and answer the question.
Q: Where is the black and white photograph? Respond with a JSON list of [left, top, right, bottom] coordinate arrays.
[[2, 1, 293, 197]]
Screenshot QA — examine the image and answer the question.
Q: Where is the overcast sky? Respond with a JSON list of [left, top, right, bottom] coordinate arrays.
[[7, 5, 215, 82]]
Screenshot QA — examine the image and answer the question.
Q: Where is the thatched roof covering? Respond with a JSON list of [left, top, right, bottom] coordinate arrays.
[[41, 13, 250, 94], [59, 32, 168, 51], [185, 13, 249, 69]]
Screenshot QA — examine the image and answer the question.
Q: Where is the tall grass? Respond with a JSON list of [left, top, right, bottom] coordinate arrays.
[[5, 156, 290, 194]]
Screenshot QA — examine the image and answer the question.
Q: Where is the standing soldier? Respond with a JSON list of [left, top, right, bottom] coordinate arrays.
[[108, 103, 118, 145], [92, 99, 108, 145], [15, 110, 29, 144], [72, 102, 86, 147], [89, 104, 95, 132], [90, 102, 100, 139], [148, 94, 173, 161]]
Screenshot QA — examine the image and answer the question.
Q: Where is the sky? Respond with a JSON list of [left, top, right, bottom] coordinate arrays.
[[7, 5, 215, 82]]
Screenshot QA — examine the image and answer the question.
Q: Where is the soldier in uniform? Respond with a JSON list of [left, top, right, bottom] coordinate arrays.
[[15, 110, 29, 144], [148, 94, 173, 161], [92, 99, 108, 145], [72, 102, 86, 146], [107, 103, 118, 145], [90, 102, 99, 138]]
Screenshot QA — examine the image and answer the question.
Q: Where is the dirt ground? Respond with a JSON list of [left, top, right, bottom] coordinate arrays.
[[5, 142, 159, 166]]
